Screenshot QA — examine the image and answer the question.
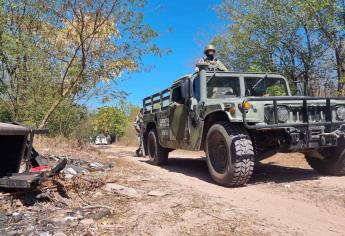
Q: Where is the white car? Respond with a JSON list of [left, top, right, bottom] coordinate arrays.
[[94, 134, 111, 145]]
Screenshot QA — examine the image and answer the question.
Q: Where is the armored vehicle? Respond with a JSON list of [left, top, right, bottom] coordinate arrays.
[[142, 63, 345, 186]]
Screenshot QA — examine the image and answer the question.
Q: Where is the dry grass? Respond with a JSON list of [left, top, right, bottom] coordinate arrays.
[[34, 135, 105, 159], [117, 126, 139, 147], [35, 135, 86, 150]]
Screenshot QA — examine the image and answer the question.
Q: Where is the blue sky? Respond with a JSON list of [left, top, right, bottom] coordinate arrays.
[[92, 0, 226, 108]]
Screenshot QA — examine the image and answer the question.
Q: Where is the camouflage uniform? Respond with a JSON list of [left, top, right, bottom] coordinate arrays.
[[196, 44, 229, 72], [134, 112, 144, 157], [197, 56, 229, 72]]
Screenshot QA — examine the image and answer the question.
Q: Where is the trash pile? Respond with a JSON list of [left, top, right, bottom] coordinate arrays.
[[0, 121, 112, 190], [37, 155, 113, 178], [0, 154, 115, 236], [0, 122, 69, 190], [0, 122, 125, 235]]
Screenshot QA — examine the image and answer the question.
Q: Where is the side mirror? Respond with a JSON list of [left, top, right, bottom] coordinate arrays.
[[189, 97, 198, 112]]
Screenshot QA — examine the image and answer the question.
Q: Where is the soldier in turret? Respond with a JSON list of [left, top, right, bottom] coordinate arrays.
[[196, 44, 229, 72]]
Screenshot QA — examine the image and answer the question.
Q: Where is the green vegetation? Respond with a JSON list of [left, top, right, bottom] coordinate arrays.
[[2, 0, 344, 143], [0, 0, 163, 139], [91, 107, 128, 139], [118, 104, 140, 146], [0, 101, 11, 122], [213, 0, 345, 96], [266, 85, 287, 96]]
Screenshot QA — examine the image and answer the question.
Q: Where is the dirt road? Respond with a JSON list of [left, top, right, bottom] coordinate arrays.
[[100, 145, 345, 236]]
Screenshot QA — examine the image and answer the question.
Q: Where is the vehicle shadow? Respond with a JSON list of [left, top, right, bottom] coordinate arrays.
[[251, 162, 320, 184], [149, 155, 321, 185]]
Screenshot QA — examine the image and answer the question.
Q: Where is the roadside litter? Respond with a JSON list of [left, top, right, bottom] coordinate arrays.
[[0, 122, 112, 190]]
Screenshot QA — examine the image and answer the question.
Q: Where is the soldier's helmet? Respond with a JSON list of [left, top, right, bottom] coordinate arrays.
[[204, 44, 216, 54]]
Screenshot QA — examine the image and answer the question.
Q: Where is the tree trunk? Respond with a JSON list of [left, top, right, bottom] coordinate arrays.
[[335, 50, 345, 96], [38, 76, 81, 129], [38, 97, 63, 129]]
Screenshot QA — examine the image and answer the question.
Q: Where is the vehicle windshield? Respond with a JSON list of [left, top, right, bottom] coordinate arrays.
[[245, 77, 288, 96], [207, 76, 240, 99]]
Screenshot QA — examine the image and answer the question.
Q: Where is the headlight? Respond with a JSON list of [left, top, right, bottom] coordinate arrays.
[[243, 101, 251, 111], [336, 106, 345, 120], [277, 106, 289, 123]]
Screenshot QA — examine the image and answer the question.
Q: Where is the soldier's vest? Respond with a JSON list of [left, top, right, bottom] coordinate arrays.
[[201, 57, 221, 70]]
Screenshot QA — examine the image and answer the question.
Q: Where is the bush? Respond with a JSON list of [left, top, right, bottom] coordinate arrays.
[[91, 107, 128, 139], [118, 105, 140, 146], [0, 103, 12, 122], [46, 101, 88, 137]]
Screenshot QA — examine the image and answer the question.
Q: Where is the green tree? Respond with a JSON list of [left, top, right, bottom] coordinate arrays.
[[0, 0, 55, 122], [46, 101, 88, 137], [118, 103, 140, 145], [266, 84, 287, 96], [0, 101, 11, 122], [293, 0, 345, 95], [36, 0, 165, 128], [213, 0, 334, 95], [91, 107, 128, 138], [0, 0, 166, 130]]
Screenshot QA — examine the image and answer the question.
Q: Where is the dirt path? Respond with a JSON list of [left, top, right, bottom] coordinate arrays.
[[101, 145, 345, 236]]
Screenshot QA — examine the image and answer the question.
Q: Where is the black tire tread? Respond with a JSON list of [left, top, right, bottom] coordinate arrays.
[[148, 129, 169, 165], [306, 154, 345, 176], [207, 121, 254, 186], [224, 122, 254, 186]]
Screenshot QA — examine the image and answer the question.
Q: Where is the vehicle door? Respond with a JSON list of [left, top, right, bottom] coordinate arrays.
[[187, 75, 204, 150], [169, 82, 189, 143]]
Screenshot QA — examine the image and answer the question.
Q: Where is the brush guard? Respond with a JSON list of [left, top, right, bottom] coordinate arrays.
[[242, 96, 345, 150]]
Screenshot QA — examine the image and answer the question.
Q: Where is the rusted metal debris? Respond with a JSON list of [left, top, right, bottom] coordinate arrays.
[[0, 159, 67, 189], [0, 122, 66, 189]]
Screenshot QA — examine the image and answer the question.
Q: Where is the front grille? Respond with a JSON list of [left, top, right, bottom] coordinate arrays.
[[265, 105, 330, 124]]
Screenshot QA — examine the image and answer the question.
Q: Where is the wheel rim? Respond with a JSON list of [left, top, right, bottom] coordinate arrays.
[[148, 133, 156, 159], [208, 130, 228, 174]]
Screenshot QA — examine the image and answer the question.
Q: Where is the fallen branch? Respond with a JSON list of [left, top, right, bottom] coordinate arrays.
[[82, 205, 114, 211], [201, 209, 227, 221]]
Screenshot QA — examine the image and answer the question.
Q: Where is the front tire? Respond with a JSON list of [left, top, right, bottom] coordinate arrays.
[[147, 129, 169, 165], [206, 122, 254, 187], [305, 138, 345, 175]]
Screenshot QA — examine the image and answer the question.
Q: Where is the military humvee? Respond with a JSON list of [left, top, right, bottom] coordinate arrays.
[[141, 63, 345, 186]]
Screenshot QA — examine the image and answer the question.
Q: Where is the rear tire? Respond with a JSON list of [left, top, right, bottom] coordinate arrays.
[[147, 129, 169, 165], [305, 138, 345, 175], [206, 122, 254, 187]]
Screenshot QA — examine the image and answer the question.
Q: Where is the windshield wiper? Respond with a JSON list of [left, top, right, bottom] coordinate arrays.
[[251, 75, 268, 91]]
